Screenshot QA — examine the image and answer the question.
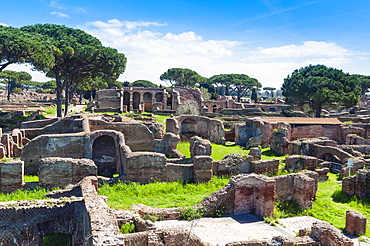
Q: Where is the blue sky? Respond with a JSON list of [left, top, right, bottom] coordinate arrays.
[[2, 0, 370, 88]]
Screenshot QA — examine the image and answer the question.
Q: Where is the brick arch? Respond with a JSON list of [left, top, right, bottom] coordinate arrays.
[[89, 130, 128, 176], [313, 145, 353, 164]]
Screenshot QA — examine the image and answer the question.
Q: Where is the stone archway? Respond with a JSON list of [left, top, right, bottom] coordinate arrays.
[[133, 92, 140, 111], [123, 91, 130, 111], [181, 118, 198, 138], [155, 92, 163, 103], [92, 135, 117, 176], [167, 94, 173, 109], [143, 92, 153, 111]]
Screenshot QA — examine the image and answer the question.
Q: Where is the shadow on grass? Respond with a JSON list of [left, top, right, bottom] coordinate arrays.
[[261, 149, 283, 157], [332, 190, 370, 204]]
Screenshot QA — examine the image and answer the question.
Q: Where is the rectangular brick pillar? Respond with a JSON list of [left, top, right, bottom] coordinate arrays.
[[193, 156, 213, 183], [346, 209, 366, 236]]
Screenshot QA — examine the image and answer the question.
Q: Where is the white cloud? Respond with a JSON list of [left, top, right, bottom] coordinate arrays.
[[252, 41, 353, 59], [49, 1, 64, 9], [8, 19, 365, 89], [0, 23, 8, 27], [51, 11, 70, 18], [87, 19, 167, 31]]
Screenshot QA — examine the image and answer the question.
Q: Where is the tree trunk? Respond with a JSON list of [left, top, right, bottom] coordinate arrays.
[[315, 104, 322, 118], [56, 77, 63, 117], [64, 84, 69, 117]]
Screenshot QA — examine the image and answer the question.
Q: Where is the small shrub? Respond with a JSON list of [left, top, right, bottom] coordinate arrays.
[[142, 213, 164, 222], [179, 207, 204, 221], [212, 205, 226, 218], [120, 223, 135, 234]]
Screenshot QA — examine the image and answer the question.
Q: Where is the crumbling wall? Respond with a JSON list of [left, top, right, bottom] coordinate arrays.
[[342, 169, 370, 198], [231, 174, 275, 217], [172, 115, 225, 144], [154, 133, 183, 158], [126, 152, 167, 183], [0, 160, 24, 193], [39, 157, 97, 188], [270, 128, 290, 156], [272, 173, 316, 209], [21, 132, 89, 174], [190, 136, 212, 157], [89, 119, 154, 152], [290, 138, 353, 163], [235, 118, 270, 148], [345, 209, 366, 236], [213, 154, 279, 176], [0, 198, 91, 246], [311, 221, 353, 246], [285, 155, 319, 172], [291, 125, 341, 142]]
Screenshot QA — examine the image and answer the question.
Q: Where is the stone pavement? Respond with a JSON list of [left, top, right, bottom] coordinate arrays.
[[155, 213, 295, 245], [155, 214, 370, 246]]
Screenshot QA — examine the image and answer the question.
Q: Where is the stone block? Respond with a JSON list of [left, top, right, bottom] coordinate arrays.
[[166, 163, 193, 182], [342, 176, 356, 196], [311, 221, 353, 246], [193, 155, 213, 171], [0, 160, 24, 192], [346, 209, 366, 236], [315, 168, 329, 181], [249, 147, 261, 160], [286, 155, 318, 172], [190, 136, 212, 157], [193, 170, 212, 183], [39, 157, 96, 188]]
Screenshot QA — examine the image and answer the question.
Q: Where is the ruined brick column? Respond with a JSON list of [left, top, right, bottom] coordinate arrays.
[[193, 156, 213, 183], [346, 209, 366, 236]]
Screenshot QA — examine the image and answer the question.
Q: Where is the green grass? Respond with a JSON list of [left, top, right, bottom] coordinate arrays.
[[153, 114, 171, 126], [267, 173, 370, 237], [98, 176, 229, 210], [44, 106, 57, 115], [0, 187, 52, 202], [177, 141, 286, 161], [24, 175, 39, 182], [307, 173, 370, 237]]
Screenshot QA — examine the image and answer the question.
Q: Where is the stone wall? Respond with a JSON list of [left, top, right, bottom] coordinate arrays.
[[290, 138, 353, 164], [0, 160, 24, 193], [39, 157, 97, 188], [126, 152, 167, 183], [165, 163, 193, 182], [235, 118, 270, 148], [285, 155, 319, 172], [154, 133, 183, 158], [342, 169, 370, 198], [0, 197, 91, 246], [271, 173, 316, 209], [290, 125, 341, 142], [345, 209, 366, 236], [231, 174, 275, 217], [89, 119, 154, 152], [21, 132, 90, 174], [311, 221, 353, 246], [169, 115, 225, 144], [193, 156, 213, 183], [190, 136, 212, 157], [213, 154, 279, 176], [250, 159, 279, 175]]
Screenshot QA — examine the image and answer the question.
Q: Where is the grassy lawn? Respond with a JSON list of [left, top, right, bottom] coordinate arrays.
[[98, 176, 230, 210], [0, 187, 52, 202], [153, 114, 171, 126], [177, 141, 287, 161], [24, 175, 39, 182], [307, 173, 370, 237]]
